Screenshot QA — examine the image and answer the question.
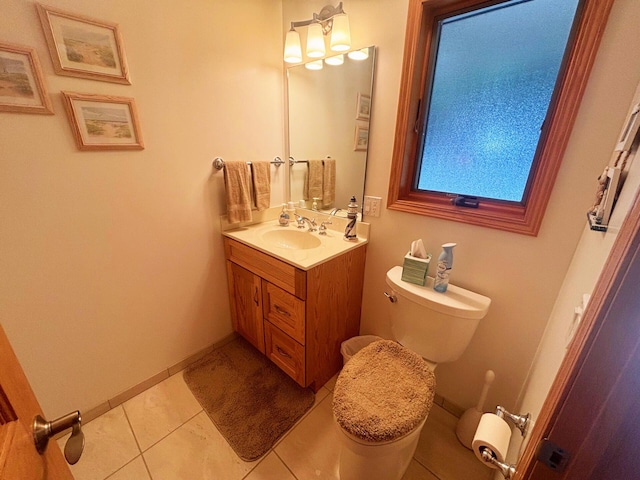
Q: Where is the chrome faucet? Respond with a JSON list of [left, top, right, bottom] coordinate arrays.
[[318, 219, 332, 235], [295, 214, 317, 232], [329, 208, 343, 216]]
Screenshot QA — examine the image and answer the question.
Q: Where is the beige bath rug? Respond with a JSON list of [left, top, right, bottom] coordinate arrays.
[[183, 337, 315, 461]]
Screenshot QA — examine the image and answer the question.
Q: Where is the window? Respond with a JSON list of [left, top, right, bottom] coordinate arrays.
[[388, 0, 614, 235]]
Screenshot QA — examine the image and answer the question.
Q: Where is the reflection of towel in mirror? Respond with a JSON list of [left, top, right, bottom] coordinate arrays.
[[224, 161, 252, 223], [251, 161, 271, 211], [304, 159, 324, 201], [322, 158, 335, 207]]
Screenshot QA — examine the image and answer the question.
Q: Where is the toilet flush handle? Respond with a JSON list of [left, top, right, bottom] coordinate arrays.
[[384, 291, 397, 303]]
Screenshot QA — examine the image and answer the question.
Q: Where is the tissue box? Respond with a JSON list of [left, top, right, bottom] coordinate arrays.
[[401, 252, 432, 286]]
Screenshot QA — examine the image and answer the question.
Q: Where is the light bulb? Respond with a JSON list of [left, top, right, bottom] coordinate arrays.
[[284, 29, 302, 63], [325, 54, 344, 66], [347, 48, 369, 61], [305, 59, 323, 70], [306, 22, 325, 58], [330, 13, 351, 52]]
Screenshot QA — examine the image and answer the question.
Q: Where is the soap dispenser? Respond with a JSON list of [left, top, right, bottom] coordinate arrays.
[[278, 204, 290, 226], [344, 196, 358, 241]]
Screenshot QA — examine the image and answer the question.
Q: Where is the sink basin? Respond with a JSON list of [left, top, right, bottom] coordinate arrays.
[[260, 229, 322, 250]]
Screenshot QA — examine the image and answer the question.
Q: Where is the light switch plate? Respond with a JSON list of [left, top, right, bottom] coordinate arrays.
[[364, 196, 382, 217]]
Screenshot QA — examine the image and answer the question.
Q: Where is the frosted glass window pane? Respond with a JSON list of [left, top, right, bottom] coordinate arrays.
[[417, 0, 580, 202]]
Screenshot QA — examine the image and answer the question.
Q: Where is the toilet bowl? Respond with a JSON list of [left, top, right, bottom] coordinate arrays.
[[333, 339, 435, 480], [332, 266, 491, 479]]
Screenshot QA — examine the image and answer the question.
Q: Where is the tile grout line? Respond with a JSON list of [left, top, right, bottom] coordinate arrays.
[[136, 407, 204, 455], [120, 403, 156, 480], [271, 386, 330, 451], [274, 449, 300, 480]]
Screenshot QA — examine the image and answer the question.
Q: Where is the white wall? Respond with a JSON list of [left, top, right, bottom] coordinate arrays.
[[0, 0, 284, 418]]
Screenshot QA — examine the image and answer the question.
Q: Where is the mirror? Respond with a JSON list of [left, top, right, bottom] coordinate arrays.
[[287, 46, 376, 214]]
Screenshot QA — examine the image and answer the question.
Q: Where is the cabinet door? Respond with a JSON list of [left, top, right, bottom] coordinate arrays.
[[227, 262, 265, 353]]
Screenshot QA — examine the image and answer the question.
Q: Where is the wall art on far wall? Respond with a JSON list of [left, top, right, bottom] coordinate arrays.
[[355, 92, 370, 121], [0, 41, 53, 114], [61, 91, 144, 151], [354, 125, 369, 151], [36, 3, 130, 85]]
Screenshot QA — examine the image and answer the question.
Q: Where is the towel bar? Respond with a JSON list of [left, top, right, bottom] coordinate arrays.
[[288, 155, 332, 166], [213, 156, 284, 171]]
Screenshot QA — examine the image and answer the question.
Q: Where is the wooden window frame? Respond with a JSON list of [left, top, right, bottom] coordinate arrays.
[[387, 0, 614, 236]]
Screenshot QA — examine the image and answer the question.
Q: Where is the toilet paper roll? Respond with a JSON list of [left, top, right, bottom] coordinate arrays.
[[472, 413, 512, 468]]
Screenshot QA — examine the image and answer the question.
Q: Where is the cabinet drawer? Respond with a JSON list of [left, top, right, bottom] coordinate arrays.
[[263, 281, 305, 345], [224, 238, 306, 299], [264, 321, 305, 386]]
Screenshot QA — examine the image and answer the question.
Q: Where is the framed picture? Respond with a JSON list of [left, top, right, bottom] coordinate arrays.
[[61, 91, 144, 150], [355, 92, 370, 120], [0, 41, 53, 114], [36, 3, 130, 84], [354, 125, 369, 151]]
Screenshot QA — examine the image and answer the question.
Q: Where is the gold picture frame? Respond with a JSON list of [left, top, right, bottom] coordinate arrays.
[[354, 125, 369, 151], [0, 41, 53, 114], [61, 91, 144, 151], [36, 3, 131, 84]]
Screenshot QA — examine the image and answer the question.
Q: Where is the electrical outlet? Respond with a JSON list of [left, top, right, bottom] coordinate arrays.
[[364, 196, 382, 217]]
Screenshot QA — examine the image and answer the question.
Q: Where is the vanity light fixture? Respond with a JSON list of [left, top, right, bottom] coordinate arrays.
[[283, 2, 351, 64]]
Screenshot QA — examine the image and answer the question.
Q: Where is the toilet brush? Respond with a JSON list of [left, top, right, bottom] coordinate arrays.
[[455, 370, 495, 449]]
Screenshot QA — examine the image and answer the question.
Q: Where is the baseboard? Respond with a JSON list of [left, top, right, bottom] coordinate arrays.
[[433, 393, 465, 418], [81, 332, 238, 424]]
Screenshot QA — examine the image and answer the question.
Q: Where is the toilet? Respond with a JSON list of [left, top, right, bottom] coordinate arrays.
[[332, 266, 491, 480]]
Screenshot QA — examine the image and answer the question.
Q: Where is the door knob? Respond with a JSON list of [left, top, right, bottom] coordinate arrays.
[[33, 410, 85, 465]]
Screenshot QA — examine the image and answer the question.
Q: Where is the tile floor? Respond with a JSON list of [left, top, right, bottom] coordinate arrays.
[[60, 371, 493, 480]]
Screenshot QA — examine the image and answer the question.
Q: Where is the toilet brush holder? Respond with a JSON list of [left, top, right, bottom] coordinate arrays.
[[456, 370, 495, 449]]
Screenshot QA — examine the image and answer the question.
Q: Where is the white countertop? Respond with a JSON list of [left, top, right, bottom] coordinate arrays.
[[221, 209, 369, 270]]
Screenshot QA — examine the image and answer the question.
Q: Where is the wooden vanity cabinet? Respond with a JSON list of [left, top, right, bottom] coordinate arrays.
[[226, 261, 265, 354], [224, 237, 367, 392]]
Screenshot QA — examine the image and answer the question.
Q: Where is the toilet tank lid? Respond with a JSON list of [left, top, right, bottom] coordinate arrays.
[[386, 266, 491, 320]]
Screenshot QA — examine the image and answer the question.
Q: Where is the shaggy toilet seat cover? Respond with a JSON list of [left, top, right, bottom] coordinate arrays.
[[333, 339, 436, 442]]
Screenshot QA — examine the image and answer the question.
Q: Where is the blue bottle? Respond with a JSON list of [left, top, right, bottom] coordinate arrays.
[[434, 243, 456, 293]]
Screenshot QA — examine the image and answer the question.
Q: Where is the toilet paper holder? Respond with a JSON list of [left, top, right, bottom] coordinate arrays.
[[480, 406, 531, 480], [496, 405, 530, 436]]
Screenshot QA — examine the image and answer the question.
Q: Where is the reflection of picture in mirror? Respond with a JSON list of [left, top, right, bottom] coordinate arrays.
[[354, 125, 369, 151], [287, 46, 376, 212], [356, 92, 370, 120]]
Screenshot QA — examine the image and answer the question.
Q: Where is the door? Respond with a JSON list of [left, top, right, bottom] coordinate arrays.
[[0, 324, 73, 479], [227, 261, 265, 353], [517, 189, 640, 478]]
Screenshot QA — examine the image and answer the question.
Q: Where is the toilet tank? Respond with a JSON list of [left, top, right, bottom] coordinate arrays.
[[385, 266, 491, 364]]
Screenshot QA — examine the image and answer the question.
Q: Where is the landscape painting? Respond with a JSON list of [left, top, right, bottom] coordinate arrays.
[[62, 92, 144, 150], [0, 42, 53, 114], [37, 4, 131, 84], [82, 105, 132, 140], [61, 25, 117, 69]]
